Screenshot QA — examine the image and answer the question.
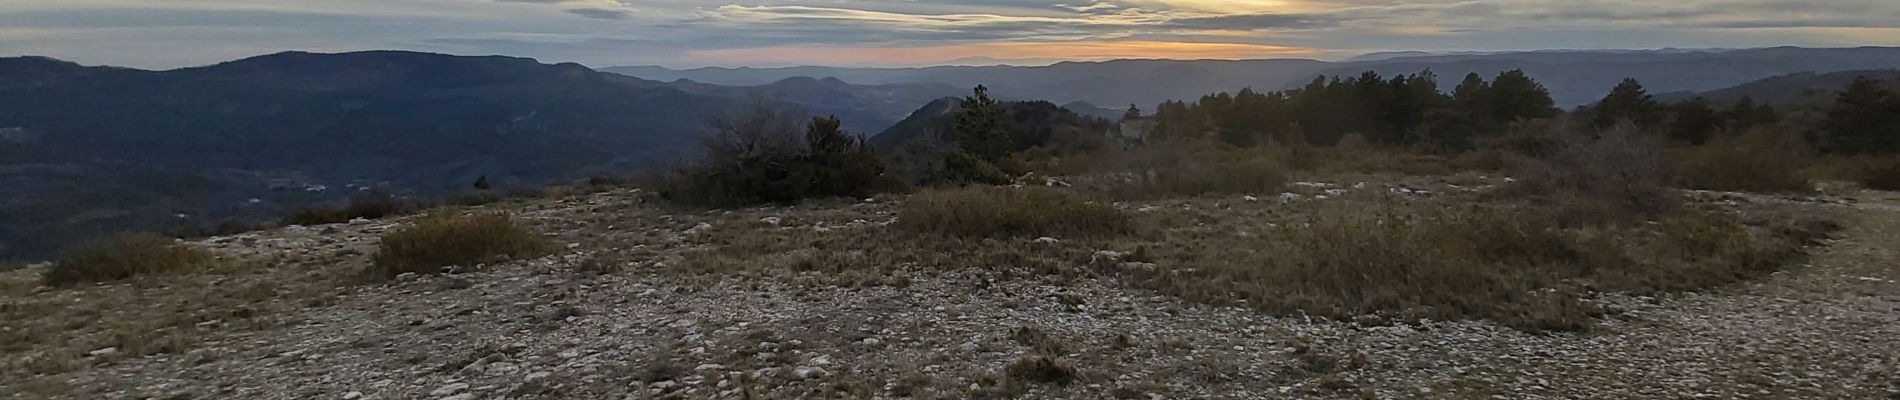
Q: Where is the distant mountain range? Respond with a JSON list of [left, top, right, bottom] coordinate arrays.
[[0, 51, 958, 260], [1655, 69, 1900, 109], [609, 47, 1900, 108], [7, 47, 1900, 260]]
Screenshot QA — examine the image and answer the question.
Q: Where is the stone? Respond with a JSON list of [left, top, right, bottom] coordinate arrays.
[[429, 383, 469, 397], [760, 217, 782, 225], [525, 371, 552, 382], [793, 366, 828, 380], [486, 362, 521, 376], [342, 391, 363, 400], [88, 347, 118, 357], [1032, 237, 1061, 244]]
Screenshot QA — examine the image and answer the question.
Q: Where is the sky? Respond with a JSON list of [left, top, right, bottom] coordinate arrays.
[[2, 0, 1898, 69]]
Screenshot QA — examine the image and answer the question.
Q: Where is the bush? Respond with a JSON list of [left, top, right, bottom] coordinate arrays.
[[1862, 161, 1900, 191], [656, 106, 887, 207], [1004, 356, 1076, 385], [284, 190, 419, 226], [370, 213, 553, 277], [1501, 125, 1677, 225], [43, 233, 213, 286], [897, 186, 1132, 238], [1813, 155, 1900, 191], [1673, 127, 1814, 193]]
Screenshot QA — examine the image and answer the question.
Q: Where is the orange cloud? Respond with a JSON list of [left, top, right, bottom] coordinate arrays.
[[685, 40, 1328, 66]]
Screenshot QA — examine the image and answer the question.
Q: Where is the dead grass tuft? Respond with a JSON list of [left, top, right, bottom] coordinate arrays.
[[370, 212, 554, 278], [42, 233, 215, 286]]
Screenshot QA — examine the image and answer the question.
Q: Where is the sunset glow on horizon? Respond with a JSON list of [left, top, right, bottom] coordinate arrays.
[[2, 0, 1898, 69]]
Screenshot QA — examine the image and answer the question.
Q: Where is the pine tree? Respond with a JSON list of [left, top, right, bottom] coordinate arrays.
[[1487, 70, 1559, 123], [473, 175, 492, 190], [955, 85, 1012, 163], [1592, 78, 1662, 128], [802, 116, 883, 197], [1668, 97, 1719, 145], [1823, 77, 1900, 154], [1122, 104, 1142, 120]]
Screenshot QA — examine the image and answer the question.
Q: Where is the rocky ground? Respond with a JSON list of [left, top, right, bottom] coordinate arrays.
[[3, 176, 1897, 399]]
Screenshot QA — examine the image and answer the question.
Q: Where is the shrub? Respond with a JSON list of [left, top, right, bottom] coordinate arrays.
[[1501, 125, 1677, 225], [897, 186, 1132, 238], [1813, 155, 1900, 191], [284, 190, 419, 226], [655, 104, 887, 207], [1004, 356, 1076, 385], [1673, 127, 1814, 193], [42, 233, 213, 286], [1862, 161, 1900, 191], [370, 212, 553, 277]]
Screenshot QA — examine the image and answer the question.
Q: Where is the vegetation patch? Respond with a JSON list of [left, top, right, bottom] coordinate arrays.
[[370, 212, 553, 277], [1673, 127, 1814, 193], [653, 102, 886, 207], [1499, 127, 1677, 226], [897, 186, 1132, 238], [42, 233, 214, 286], [1131, 196, 1832, 332], [284, 190, 419, 226], [1004, 356, 1076, 385], [1052, 139, 1289, 199]]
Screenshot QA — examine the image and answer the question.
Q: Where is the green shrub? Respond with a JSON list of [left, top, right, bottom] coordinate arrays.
[[42, 233, 214, 286], [898, 186, 1132, 238], [1673, 127, 1814, 193], [657, 114, 887, 207], [370, 213, 553, 277]]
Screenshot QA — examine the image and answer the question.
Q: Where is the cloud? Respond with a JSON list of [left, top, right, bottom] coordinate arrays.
[[565, 8, 631, 20], [4, 0, 1899, 69]]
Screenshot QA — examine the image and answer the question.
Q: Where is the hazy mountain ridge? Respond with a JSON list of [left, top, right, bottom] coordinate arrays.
[[0, 51, 953, 260], [1654, 69, 1900, 108], [611, 47, 1900, 108]]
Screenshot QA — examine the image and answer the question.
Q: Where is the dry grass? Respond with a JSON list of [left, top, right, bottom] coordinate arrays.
[[1673, 128, 1814, 193], [284, 191, 420, 226], [897, 186, 1133, 239], [1500, 127, 1677, 226], [1129, 196, 1832, 332], [1040, 140, 1288, 199], [1812, 155, 1900, 191], [41, 233, 215, 286], [370, 212, 554, 278], [1004, 356, 1076, 385]]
